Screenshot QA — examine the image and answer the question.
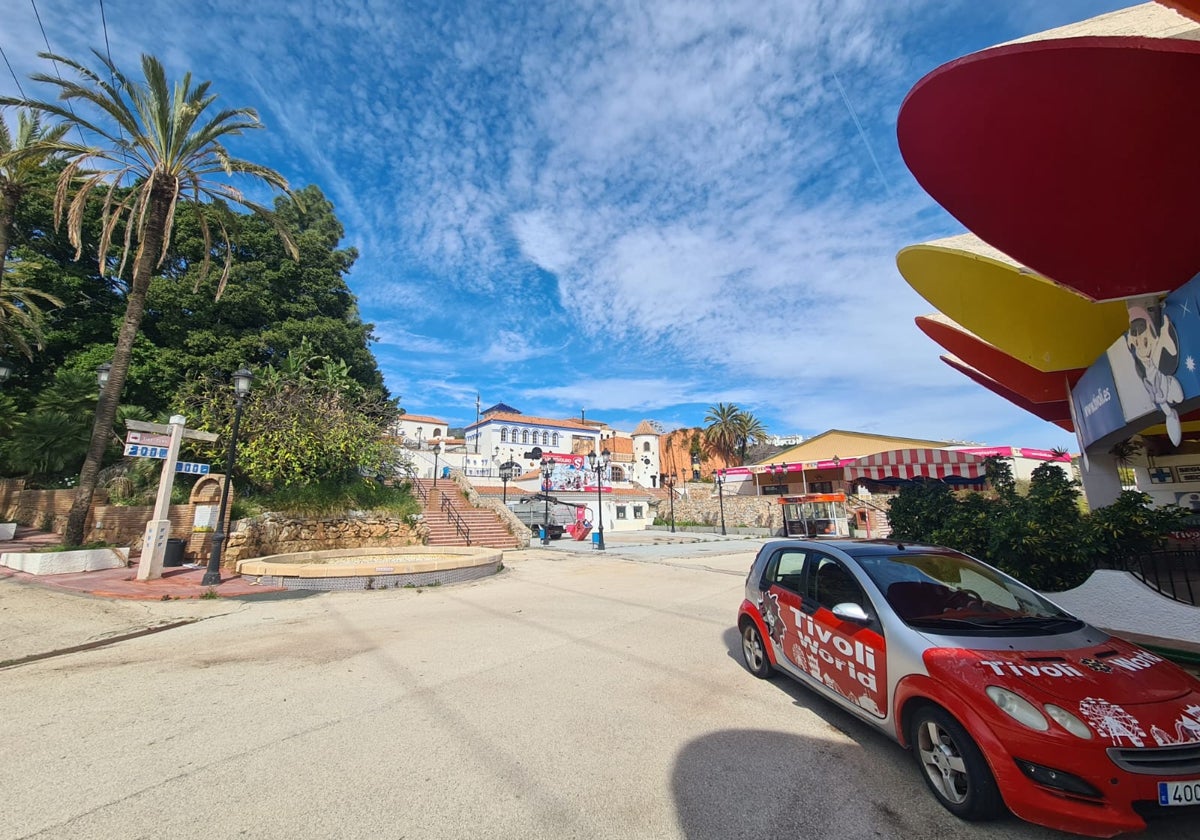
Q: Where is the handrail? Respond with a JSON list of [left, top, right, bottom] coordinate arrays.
[[1099, 550, 1199, 606], [440, 493, 471, 545], [411, 476, 428, 505]]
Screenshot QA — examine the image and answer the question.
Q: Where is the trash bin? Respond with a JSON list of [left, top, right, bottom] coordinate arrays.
[[163, 538, 186, 567]]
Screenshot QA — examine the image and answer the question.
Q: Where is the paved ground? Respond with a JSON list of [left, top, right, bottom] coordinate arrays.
[[4, 535, 1199, 839]]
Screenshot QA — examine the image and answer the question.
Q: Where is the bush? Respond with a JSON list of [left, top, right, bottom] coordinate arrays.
[[887, 458, 1184, 592], [238, 479, 419, 517]]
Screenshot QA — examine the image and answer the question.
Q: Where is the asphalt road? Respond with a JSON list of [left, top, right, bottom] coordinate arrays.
[[2, 536, 1198, 839]]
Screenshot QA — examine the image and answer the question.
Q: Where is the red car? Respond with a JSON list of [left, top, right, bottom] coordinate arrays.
[[737, 539, 1200, 837]]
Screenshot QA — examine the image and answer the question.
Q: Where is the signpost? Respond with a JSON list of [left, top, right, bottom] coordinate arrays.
[[126, 418, 219, 582]]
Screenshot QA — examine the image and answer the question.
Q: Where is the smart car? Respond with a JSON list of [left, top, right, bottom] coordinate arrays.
[[737, 539, 1200, 837]]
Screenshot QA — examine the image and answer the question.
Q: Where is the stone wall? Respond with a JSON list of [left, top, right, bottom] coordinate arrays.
[[222, 511, 425, 567]]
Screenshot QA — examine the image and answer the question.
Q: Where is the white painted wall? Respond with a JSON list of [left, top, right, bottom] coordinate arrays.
[[1046, 569, 1200, 646]]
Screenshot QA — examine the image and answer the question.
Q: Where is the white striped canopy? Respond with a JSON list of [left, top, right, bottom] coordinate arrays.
[[843, 448, 988, 481]]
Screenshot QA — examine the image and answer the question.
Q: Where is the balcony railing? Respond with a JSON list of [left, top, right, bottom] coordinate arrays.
[[1098, 550, 1200, 606]]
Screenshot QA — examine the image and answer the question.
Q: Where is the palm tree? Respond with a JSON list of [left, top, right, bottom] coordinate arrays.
[[3, 51, 297, 545], [704, 402, 742, 466], [733, 410, 768, 464], [0, 109, 66, 358]]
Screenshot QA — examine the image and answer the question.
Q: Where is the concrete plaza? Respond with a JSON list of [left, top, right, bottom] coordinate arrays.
[[2, 534, 1197, 839]]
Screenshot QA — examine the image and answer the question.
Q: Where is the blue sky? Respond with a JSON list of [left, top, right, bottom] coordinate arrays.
[[1, 0, 1134, 450]]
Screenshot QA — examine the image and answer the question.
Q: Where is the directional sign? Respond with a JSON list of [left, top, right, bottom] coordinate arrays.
[[125, 444, 170, 459], [127, 431, 172, 447], [174, 461, 210, 475], [126, 418, 219, 443]]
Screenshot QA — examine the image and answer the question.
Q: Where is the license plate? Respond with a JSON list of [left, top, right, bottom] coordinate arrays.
[[1158, 780, 1200, 806]]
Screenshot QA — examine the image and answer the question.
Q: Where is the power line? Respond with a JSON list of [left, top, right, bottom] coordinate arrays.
[[0, 43, 28, 99], [29, 0, 89, 146], [97, 0, 127, 155]]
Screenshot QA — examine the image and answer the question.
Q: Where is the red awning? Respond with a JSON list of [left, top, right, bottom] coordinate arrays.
[[844, 449, 988, 482]]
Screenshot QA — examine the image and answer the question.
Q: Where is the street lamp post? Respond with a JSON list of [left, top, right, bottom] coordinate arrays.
[[432, 441, 442, 486], [499, 459, 515, 504], [202, 367, 253, 587], [664, 472, 677, 533], [539, 456, 556, 544], [587, 448, 610, 551], [715, 469, 727, 535]]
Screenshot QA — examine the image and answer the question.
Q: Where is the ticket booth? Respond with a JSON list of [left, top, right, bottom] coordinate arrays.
[[780, 492, 850, 537]]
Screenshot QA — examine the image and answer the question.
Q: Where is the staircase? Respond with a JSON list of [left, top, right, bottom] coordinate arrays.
[[413, 479, 521, 549]]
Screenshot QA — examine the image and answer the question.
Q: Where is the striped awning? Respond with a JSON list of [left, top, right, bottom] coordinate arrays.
[[844, 448, 988, 481]]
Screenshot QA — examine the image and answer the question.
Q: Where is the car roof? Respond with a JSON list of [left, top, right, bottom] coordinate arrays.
[[762, 538, 962, 559]]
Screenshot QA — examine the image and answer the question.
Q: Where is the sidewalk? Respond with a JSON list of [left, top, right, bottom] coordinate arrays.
[[0, 525, 285, 600]]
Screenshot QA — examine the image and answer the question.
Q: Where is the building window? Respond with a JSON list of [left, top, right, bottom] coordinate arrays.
[[762, 484, 787, 495], [522, 429, 529, 444], [616, 506, 627, 519], [643, 441, 651, 452], [811, 481, 833, 494], [633, 505, 644, 519], [552, 433, 560, 446], [500, 428, 508, 443], [542, 431, 549, 445]]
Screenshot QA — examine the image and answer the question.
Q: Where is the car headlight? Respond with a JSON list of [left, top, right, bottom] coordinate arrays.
[[1044, 704, 1093, 739], [986, 686, 1049, 731]]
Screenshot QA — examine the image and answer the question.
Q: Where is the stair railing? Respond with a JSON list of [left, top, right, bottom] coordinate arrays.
[[440, 494, 472, 545]]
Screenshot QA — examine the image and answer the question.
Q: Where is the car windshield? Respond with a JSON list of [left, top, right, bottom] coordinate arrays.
[[852, 549, 1083, 636]]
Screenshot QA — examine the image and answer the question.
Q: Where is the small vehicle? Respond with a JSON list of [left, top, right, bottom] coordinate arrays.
[[737, 539, 1200, 837]]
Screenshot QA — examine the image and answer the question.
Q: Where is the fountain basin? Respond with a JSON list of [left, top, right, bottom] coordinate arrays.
[[236, 546, 502, 591]]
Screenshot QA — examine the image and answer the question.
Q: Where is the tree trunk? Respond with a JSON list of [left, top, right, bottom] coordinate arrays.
[[63, 177, 173, 546]]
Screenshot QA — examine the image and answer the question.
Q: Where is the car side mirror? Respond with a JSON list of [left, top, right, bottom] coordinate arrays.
[[832, 602, 870, 624]]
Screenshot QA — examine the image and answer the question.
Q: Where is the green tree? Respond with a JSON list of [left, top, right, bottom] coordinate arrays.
[[179, 349, 397, 494], [703, 402, 742, 466], [704, 403, 768, 466], [0, 109, 66, 359], [3, 51, 296, 545], [733, 410, 768, 464], [138, 185, 384, 404]]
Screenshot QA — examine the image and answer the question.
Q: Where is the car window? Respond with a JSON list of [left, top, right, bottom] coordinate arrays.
[[764, 549, 808, 593], [852, 549, 1083, 636], [810, 555, 866, 611]]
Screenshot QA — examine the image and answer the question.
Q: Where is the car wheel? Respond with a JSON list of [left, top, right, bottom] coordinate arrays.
[[911, 705, 1004, 821], [741, 621, 774, 679]]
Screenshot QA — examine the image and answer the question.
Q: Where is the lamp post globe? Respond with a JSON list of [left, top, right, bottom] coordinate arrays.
[[432, 441, 442, 486], [96, 361, 112, 397], [0, 358, 12, 385], [202, 367, 254, 587]]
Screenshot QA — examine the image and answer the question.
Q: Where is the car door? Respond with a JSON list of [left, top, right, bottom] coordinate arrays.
[[799, 553, 888, 719], [755, 546, 812, 674]]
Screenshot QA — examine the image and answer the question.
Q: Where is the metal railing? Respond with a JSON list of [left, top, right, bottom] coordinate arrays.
[[1099, 550, 1200, 606], [440, 493, 471, 545]]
